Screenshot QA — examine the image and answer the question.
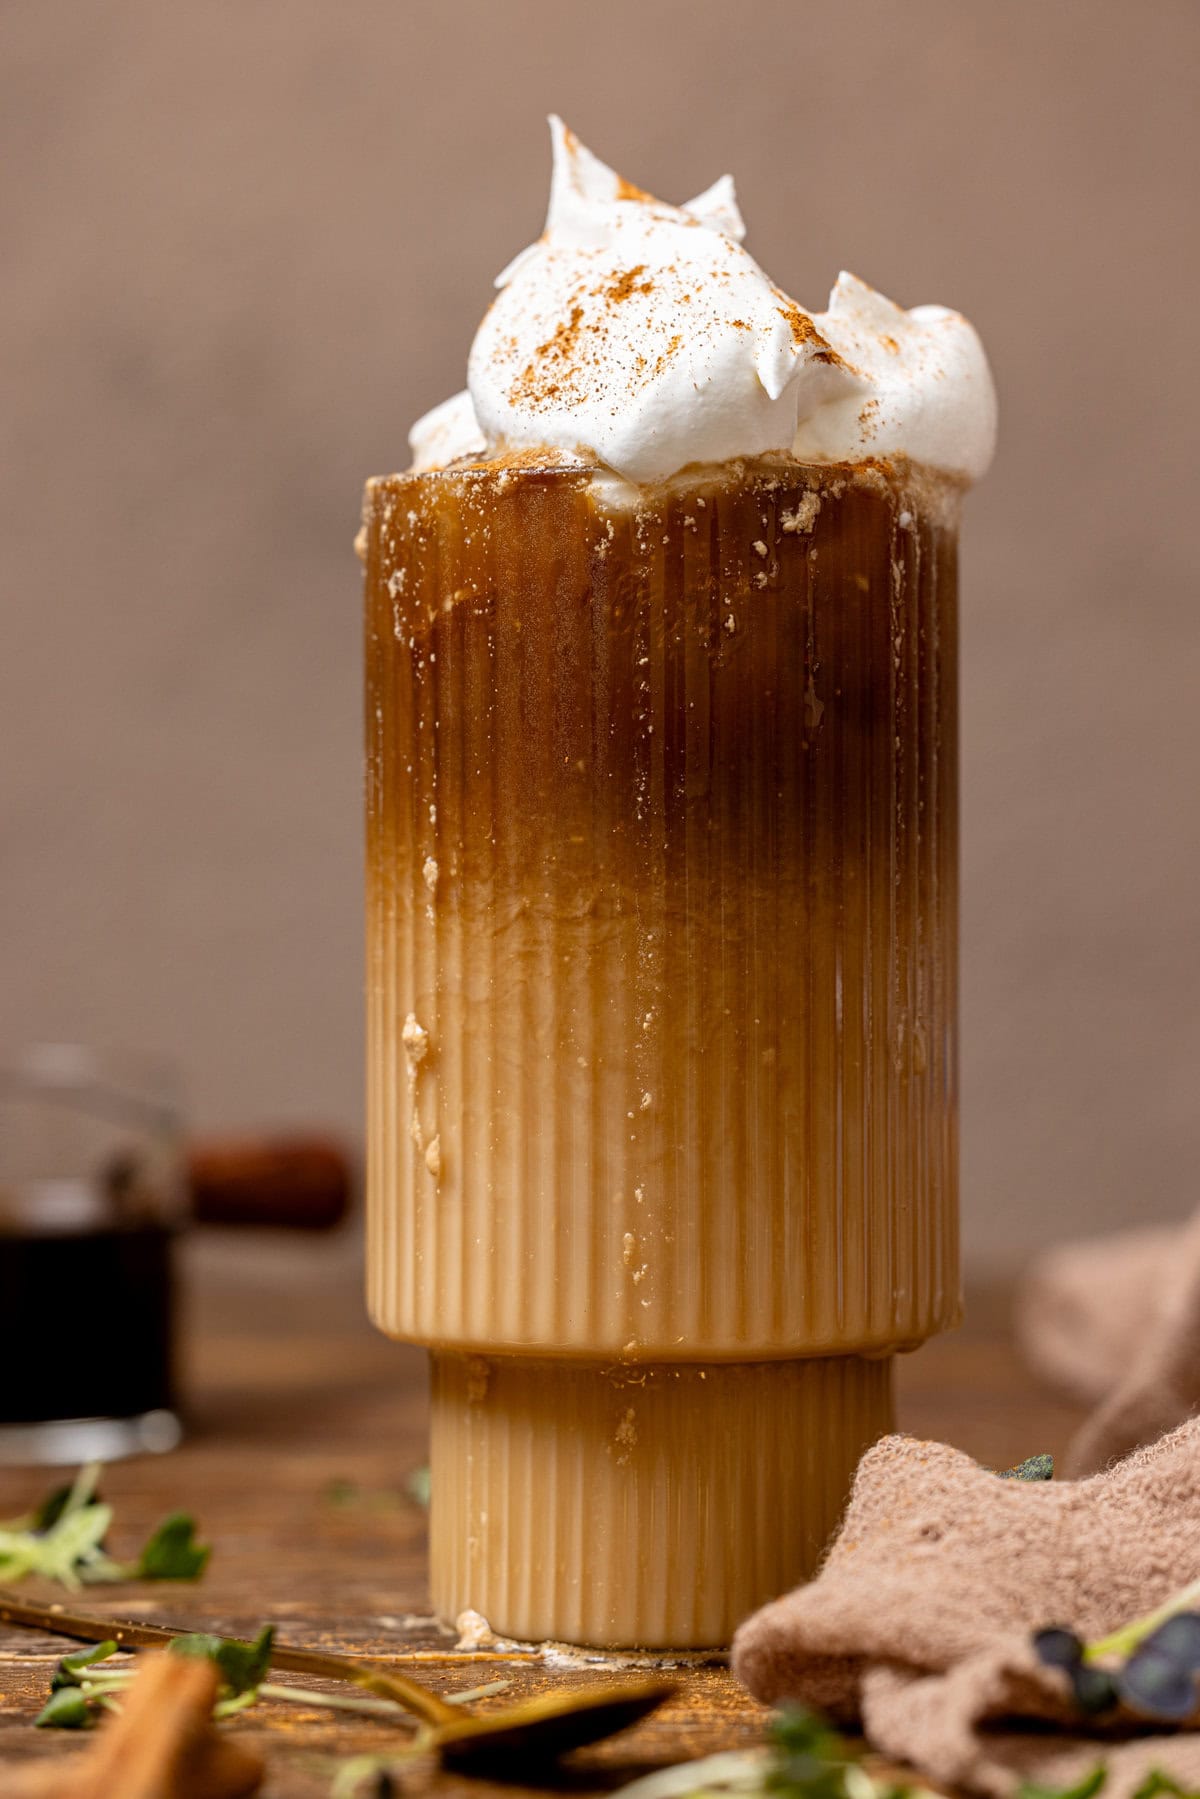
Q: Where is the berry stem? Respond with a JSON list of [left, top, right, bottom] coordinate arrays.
[[1085, 1577, 1200, 1664]]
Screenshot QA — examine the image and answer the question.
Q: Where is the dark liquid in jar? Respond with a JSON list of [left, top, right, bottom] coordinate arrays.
[[0, 1225, 176, 1424]]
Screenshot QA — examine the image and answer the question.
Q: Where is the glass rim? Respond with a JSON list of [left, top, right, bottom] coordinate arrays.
[[0, 1042, 182, 1134]]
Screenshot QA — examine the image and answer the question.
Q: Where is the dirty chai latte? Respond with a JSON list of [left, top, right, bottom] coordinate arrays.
[[362, 119, 995, 1647]]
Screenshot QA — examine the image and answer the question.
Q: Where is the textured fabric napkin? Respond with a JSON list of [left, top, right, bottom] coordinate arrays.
[[732, 1422, 1200, 1797], [1015, 1207, 1200, 1477]]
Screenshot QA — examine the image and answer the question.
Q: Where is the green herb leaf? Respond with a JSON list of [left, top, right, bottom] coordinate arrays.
[[768, 1706, 847, 1760], [132, 1512, 210, 1581], [169, 1624, 274, 1696], [766, 1705, 850, 1799], [0, 1476, 116, 1589], [32, 1481, 80, 1533], [1130, 1774, 1200, 1799], [0, 1467, 211, 1590], [607, 1706, 938, 1799], [1017, 1772, 1107, 1799], [35, 1686, 96, 1730], [326, 1477, 411, 1513], [999, 1454, 1055, 1482], [50, 1641, 119, 1691]]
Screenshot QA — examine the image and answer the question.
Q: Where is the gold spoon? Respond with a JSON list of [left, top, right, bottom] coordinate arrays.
[[0, 1592, 676, 1767]]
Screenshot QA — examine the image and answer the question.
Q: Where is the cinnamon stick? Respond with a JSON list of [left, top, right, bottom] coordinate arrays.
[[10, 1652, 263, 1798]]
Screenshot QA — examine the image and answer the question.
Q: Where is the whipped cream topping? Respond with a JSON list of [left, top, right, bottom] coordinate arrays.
[[410, 118, 996, 487]]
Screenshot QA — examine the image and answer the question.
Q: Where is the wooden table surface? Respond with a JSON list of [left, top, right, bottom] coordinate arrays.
[[0, 1231, 1085, 1797]]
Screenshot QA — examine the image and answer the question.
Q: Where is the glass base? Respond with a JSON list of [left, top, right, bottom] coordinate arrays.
[[0, 1409, 182, 1467], [429, 1351, 893, 1649]]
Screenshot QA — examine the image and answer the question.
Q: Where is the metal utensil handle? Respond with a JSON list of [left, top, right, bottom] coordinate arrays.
[[0, 1592, 458, 1728]]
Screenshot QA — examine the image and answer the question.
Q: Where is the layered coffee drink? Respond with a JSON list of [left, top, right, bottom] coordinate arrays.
[[364, 120, 995, 1647]]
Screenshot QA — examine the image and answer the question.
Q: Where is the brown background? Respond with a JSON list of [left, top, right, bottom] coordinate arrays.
[[2, 0, 1198, 1272]]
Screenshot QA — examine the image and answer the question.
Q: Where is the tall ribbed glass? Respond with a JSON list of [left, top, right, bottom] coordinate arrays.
[[364, 456, 961, 1647]]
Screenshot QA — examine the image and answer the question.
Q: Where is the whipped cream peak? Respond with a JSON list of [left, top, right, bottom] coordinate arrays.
[[539, 116, 747, 247], [409, 119, 996, 486], [679, 173, 746, 243]]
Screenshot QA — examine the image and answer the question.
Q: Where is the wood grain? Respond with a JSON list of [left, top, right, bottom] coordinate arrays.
[[0, 1233, 1084, 1796]]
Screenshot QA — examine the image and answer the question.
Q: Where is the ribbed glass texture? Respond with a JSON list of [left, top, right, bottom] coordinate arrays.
[[364, 459, 961, 1362], [430, 1350, 893, 1648]]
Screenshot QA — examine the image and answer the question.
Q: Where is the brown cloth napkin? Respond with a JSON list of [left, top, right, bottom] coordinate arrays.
[[732, 1421, 1200, 1797], [1015, 1208, 1200, 1477]]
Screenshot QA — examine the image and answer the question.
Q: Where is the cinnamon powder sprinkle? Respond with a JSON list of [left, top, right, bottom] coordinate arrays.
[[615, 174, 656, 204], [775, 299, 851, 370], [501, 202, 859, 420], [509, 303, 586, 408], [603, 264, 654, 302]]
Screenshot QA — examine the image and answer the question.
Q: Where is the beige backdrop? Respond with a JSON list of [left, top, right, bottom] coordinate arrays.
[[3, 0, 1198, 1272]]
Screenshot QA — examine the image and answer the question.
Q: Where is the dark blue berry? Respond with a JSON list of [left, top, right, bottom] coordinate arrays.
[[1071, 1664, 1119, 1715], [1139, 1612, 1200, 1674], [1118, 1647, 1199, 1721], [1033, 1627, 1084, 1671]]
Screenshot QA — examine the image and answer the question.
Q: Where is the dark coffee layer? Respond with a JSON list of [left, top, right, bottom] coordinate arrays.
[[365, 458, 960, 1358]]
